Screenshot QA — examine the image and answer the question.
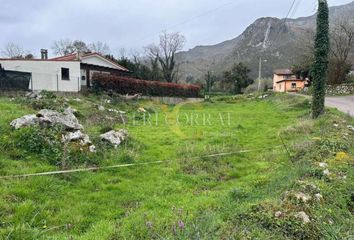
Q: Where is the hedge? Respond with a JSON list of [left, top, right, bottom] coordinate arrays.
[[92, 74, 201, 98]]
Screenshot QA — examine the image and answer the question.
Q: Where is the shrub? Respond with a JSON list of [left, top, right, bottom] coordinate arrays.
[[13, 125, 64, 165], [92, 74, 201, 98]]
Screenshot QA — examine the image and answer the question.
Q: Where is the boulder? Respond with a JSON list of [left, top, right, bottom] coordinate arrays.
[[10, 114, 38, 129], [100, 129, 128, 148], [98, 105, 105, 111], [37, 108, 83, 130], [11, 108, 83, 131]]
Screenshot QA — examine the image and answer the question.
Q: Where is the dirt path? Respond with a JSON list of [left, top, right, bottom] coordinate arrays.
[[326, 95, 354, 117]]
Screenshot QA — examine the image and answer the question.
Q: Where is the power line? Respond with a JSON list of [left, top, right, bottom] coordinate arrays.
[[129, 1, 237, 45], [261, 0, 298, 51], [290, 0, 302, 18], [258, 0, 297, 91], [271, 0, 298, 47]]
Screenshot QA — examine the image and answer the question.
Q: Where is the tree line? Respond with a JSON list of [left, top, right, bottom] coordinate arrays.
[[293, 14, 354, 86]]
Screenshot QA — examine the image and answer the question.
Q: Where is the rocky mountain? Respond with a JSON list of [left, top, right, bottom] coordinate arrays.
[[176, 1, 354, 82]]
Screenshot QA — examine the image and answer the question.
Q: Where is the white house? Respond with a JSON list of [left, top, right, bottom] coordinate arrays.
[[0, 50, 130, 92]]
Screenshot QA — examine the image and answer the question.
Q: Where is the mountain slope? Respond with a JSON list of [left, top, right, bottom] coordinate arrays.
[[176, 1, 354, 82]]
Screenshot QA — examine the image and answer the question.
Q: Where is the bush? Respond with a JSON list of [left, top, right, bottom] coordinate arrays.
[[92, 74, 201, 98]]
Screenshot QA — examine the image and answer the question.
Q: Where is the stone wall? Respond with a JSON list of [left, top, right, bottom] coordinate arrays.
[[326, 83, 354, 95]]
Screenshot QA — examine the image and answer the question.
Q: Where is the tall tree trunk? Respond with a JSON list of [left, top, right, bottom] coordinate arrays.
[[312, 0, 330, 119]]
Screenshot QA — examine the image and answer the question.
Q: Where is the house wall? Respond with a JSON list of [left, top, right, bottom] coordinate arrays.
[[274, 82, 285, 92], [0, 60, 81, 92], [273, 80, 306, 92], [284, 81, 306, 92], [273, 73, 299, 92]]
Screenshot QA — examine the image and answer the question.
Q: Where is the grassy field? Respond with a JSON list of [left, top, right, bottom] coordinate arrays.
[[0, 93, 353, 239]]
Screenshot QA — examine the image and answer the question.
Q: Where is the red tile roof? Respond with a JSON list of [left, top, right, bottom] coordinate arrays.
[[50, 52, 130, 72], [274, 69, 293, 75]]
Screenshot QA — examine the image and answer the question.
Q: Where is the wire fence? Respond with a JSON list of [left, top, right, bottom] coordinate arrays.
[[0, 146, 285, 180], [0, 68, 32, 91]]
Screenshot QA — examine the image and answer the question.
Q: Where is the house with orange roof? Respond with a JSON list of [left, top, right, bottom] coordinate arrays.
[[273, 69, 308, 93], [0, 49, 130, 92]]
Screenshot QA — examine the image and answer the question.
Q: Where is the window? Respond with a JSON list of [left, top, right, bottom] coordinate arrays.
[[291, 82, 297, 89], [61, 68, 70, 80]]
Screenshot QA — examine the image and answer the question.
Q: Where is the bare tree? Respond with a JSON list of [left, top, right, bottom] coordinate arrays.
[[328, 17, 354, 84], [72, 40, 89, 54], [118, 48, 128, 59], [1, 43, 26, 58], [146, 31, 186, 82], [52, 39, 74, 56], [52, 39, 89, 56], [88, 41, 110, 55], [292, 30, 316, 79]]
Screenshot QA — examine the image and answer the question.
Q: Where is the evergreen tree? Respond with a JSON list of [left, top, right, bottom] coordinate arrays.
[[312, 0, 330, 119], [224, 63, 253, 94]]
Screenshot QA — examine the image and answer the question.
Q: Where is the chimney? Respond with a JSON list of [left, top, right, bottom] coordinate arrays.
[[40, 49, 48, 60]]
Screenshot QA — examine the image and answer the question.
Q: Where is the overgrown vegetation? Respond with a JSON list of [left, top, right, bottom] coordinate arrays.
[[0, 92, 352, 239], [312, 0, 330, 119]]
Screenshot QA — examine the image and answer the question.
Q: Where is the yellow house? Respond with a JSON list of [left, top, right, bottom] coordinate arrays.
[[273, 69, 307, 92]]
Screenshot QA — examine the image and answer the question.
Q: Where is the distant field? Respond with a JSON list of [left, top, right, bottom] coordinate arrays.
[[0, 93, 352, 239]]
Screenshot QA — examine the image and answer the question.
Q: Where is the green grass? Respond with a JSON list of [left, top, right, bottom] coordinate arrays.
[[0, 93, 352, 239]]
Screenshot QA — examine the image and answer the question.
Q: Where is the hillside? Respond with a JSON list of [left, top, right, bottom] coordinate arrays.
[[176, 1, 354, 82]]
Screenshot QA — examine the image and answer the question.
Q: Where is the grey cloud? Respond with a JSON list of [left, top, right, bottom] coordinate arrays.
[[0, 0, 352, 57]]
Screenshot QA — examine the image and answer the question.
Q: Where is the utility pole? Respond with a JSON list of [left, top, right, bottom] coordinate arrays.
[[257, 56, 262, 93]]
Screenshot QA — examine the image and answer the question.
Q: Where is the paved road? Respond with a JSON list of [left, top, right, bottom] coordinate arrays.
[[326, 95, 354, 117]]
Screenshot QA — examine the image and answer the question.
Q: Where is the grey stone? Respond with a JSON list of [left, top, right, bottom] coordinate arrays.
[[295, 192, 312, 203], [100, 129, 128, 148], [318, 162, 328, 168], [347, 125, 354, 132], [274, 211, 282, 218], [314, 193, 323, 201], [295, 211, 311, 224], [138, 107, 147, 113], [63, 130, 91, 146], [323, 169, 330, 176], [89, 145, 97, 153], [11, 108, 82, 131], [10, 114, 38, 129], [37, 108, 83, 130], [25, 91, 42, 99], [98, 105, 105, 111]]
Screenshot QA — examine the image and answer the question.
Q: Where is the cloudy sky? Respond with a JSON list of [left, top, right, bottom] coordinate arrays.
[[0, 0, 353, 57]]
